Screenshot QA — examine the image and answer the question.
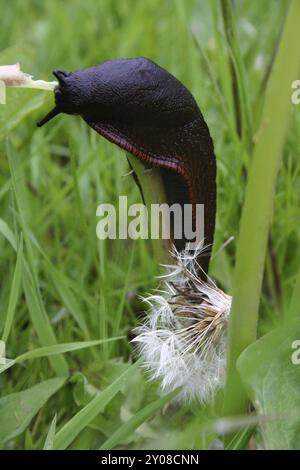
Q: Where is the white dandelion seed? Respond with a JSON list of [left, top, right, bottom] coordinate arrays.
[[133, 244, 232, 404]]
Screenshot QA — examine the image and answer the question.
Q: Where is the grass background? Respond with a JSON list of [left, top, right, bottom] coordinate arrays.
[[0, 0, 300, 449]]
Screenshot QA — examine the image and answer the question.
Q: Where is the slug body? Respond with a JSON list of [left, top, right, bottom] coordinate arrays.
[[38, 58, 216, 272]]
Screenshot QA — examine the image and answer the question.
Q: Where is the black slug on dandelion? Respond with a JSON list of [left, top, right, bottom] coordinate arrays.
[[37, 58, 216, 273], [3, 58, 231, 403], [35, 57, 232, 403]]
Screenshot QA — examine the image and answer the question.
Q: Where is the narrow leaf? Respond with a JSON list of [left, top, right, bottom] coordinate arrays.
[[100, 390, 178, 450], [0, 378, 65, 444], [53, 362, 138, 450], [43, 415, 57, 450], [2, 235, 23, 342]]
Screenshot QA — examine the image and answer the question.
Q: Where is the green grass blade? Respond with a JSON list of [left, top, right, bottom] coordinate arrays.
[[47, 266, 90, 338], [111, 244, 135, 340], [0, 378, 65, 444], [7, 144, 69, 377], [225, 426, 253, 450], [100, 389, 178, 450], [210, 0, 235, 124], [0, 337, 123, 374], [0, 218, 17, 251], [43, 415, 57, 450], [0, 94, 45, 142], [22, 265, 69, 376], [1, 235, 23, 342], [53, 362, 138, 450], [13, 227, 91, 339], [0, 359, 16, 374], [17, 337, 124, 362], [287, 261, 300, 320], [220, 0, 253, 143]]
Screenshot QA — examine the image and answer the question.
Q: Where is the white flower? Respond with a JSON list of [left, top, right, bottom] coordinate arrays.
[[0, 63, 57, 94], [133, 245, 232, 403], [0, 63, 57, 105]]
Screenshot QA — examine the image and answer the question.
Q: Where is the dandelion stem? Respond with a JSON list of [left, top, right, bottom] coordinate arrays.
[[126, 153, 171, 265]]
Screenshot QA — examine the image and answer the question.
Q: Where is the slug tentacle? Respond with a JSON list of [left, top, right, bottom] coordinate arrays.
[[37, 106, 61, 127]]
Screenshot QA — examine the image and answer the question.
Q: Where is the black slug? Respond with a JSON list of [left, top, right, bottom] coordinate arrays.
[[37, 58, 216, 273]]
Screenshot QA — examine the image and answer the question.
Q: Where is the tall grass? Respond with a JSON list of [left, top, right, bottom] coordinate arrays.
[[0, 0, 300, 450], [223, 0, 300, 422]]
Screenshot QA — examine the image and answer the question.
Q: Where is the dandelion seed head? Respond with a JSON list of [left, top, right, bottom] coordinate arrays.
[[133, 243, 232, 403]]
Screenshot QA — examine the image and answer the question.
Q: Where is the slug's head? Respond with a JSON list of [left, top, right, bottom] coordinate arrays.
[[37, 68, 94, 126], [37, 58, 199, 127]]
